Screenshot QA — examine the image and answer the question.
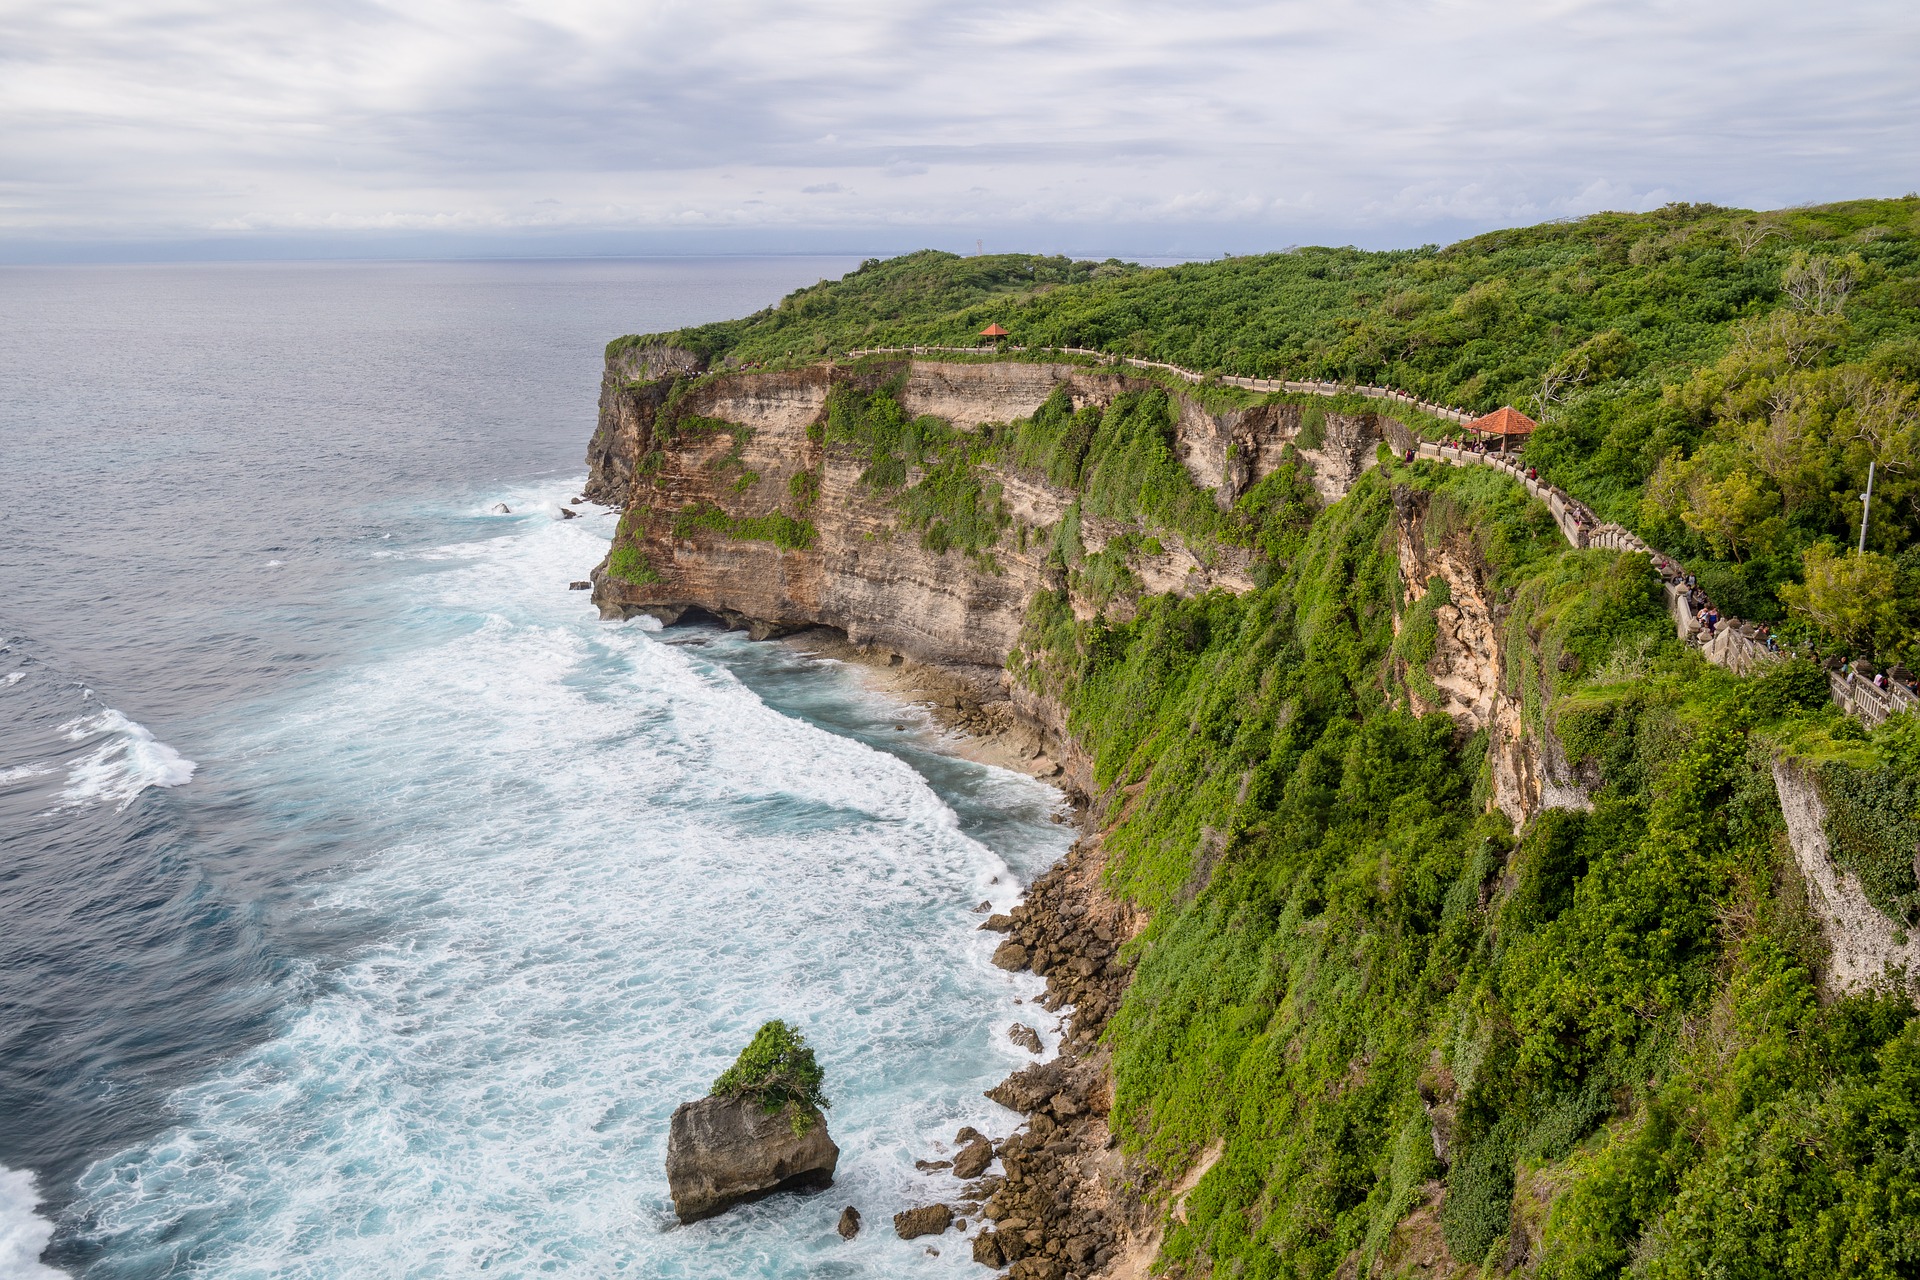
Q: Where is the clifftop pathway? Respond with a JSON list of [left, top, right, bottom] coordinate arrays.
[[835, 344, 1916, 726]]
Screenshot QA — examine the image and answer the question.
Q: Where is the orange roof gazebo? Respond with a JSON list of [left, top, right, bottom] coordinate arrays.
[[1463, 406, 1538, 439], [979, 323, 1009, 339]]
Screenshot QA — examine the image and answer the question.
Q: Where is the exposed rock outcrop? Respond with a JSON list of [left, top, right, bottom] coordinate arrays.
[[895, 1203, 954, 1239], [965, 836, 1147, 1280], [586, 358, 1391, 803], [1772, 757, 1920, 994], [664, 1095, 839, 1223], [954, 1136, 996, 1179], [1391, 483, 1590, 827], [585, 360, 1386, 663]]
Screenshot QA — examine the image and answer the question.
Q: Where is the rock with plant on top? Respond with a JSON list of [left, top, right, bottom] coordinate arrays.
[[665, 1019, 839, 1222]]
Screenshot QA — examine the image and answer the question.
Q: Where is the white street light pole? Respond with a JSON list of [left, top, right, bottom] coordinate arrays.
[[1858, 460, 1876, 554]]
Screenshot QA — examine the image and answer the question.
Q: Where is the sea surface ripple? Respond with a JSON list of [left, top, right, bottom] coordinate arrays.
[[0, 259, 1069, 1278]]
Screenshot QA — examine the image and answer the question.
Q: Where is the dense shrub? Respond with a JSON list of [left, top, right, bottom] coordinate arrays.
[[1009, 459, 1917, 1278], [710, 1020, 831, 1133]]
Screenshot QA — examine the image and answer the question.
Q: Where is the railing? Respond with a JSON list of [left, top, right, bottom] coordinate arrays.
[[1831, 667, 1920, 725], [1414, 441, 1917, 723], [831, 345, 1914, 724], [838, 345, 1474, 423]]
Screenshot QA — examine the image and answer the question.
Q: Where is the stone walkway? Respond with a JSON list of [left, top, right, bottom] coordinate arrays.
[[836, 344, 1916, 725]]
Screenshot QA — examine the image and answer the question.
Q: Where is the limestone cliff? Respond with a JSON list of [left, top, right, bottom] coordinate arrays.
[[1773, 757, 1920, 994], [1390, 484, 1591, 828], [586, 357, 1387, 784]]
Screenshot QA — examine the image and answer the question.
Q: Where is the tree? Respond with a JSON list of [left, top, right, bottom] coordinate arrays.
[[1680, 468, 1781, 562], [1729, 220, 1783, 257], [1779, 543, 1901, 653], [1780, 252, 1861, 317], [710, 1019, 831, 1131]]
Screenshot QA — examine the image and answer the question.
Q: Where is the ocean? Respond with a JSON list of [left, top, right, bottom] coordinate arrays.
[[0, 259, 1072, 1278]]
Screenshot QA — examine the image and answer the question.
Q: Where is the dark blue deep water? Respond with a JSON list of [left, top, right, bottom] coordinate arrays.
[[0, 260, 1071, 1278]]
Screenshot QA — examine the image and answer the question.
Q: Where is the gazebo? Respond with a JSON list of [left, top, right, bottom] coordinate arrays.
[[1463, 406, 1538, 453], [978, 323, 1010, 346]]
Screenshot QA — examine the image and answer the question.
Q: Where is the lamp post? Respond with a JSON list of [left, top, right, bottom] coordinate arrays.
[[1858, 460, 1876, 554]]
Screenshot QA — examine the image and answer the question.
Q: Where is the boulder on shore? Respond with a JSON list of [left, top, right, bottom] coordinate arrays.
[[894, 1203, 953, 1239], [953, 1137, 995, 1179], [991, 941, 1029, 970], [665, 1095, 839, 1223]]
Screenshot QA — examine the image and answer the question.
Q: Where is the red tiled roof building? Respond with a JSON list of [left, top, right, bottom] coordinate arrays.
[[1464, 406, 1538, 439]]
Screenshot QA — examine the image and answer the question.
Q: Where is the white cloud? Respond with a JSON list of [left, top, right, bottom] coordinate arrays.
[[0, 0, 1914, 252]]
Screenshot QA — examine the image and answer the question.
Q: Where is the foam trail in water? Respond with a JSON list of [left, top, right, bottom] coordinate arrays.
[[0, 1168, 64, 1278], [71, 479, 1068, 1278], [56, 706, 196, 810]]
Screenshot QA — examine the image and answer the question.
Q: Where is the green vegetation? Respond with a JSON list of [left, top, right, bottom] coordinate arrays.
[[603, 209, 1920, 1273], [626, 251, 1138, 365], [1814, 714, 1920, 925], [812, 378, 1013, 561], [607, 509, 666, 584], [1012, 385, 1230, 549], [606, 544, 663, 585], [621, 198, 1920, 662], [710, 1020, 830, 1134], [804, 378, 1322, 591], [670, 500, 817, 551], [1008, 457, 1919, 1278]]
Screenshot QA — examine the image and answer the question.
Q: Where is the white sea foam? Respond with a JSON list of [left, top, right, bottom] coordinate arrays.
[[73, 479, 1068, 1278], [0, 1167, 65, 1278], [0, 762, 55, 785], [4, 671, 24, 686], [56, 708, 196, 810]]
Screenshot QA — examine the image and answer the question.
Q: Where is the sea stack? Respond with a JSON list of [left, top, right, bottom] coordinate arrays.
[[666, 1020, 837, 1223]]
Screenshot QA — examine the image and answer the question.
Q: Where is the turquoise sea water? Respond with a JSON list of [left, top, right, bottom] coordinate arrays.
[[0, 260, 1070, 1277]]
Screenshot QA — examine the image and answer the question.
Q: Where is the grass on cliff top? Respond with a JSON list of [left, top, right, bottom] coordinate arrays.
[[616, 197, 1920, 665], [1013, 457, 1920, 1279], [617, 251, 1140, 367]]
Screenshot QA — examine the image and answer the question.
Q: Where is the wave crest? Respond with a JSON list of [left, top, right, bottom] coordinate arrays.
[[58, 707, 196, 810], [0, 1166, 64, 1278]]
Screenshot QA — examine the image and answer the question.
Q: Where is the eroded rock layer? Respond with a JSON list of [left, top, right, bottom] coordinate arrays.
[[586, 358, 1381, 675]]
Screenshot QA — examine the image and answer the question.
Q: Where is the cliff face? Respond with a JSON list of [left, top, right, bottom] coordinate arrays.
[[1390, 485, 1590, 828], [1773, 757, 1920, 994], [578, 350, 1920, 1279], [586, 357, 1384, 678]]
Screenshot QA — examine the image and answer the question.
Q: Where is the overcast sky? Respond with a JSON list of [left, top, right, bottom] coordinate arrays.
[[3, 0, 1916, 260]]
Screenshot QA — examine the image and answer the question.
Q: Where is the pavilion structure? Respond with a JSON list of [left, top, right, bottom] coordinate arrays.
[[978, 323, 1010, 346], [1462, 405, 1538, 453]]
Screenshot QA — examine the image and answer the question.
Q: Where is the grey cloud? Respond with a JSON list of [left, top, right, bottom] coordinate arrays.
[[0, 0, 1914, 253]]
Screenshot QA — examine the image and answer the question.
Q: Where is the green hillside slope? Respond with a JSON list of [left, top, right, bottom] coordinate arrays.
[[1018, 454, 1920, 1279], [623, 199, 1920, 665]]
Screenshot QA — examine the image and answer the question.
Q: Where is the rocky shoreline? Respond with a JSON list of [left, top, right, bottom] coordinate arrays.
[[965, 834, 1145, 1279], [779, 625, 1087, 792], [581, 356, 1335, 1272], [761, 626, 1156, 1275]]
